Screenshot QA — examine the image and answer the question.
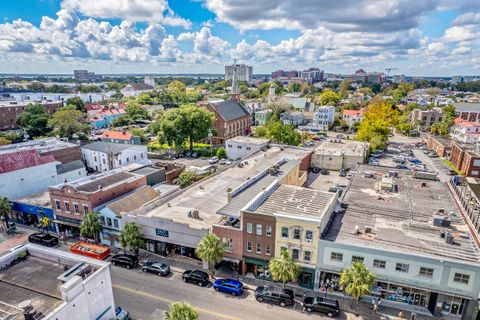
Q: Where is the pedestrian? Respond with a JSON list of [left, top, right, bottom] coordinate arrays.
[[376, 298, 381, 312], [398, 311, 404, 319], [325, 282, 330, 297], [373, 303, 378, 313], [410, 312, 416, 320], [371, 297, 376, 310]]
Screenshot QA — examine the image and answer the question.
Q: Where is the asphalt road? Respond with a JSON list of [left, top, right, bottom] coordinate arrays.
[[111, 266, 358, 320]]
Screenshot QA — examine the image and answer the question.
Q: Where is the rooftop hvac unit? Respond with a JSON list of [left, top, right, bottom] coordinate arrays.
[[445, 232, 454, 244], [433, 215, 451, 227], [364, 226, 372, 234], [388, 170, 398, 178], [438, 208, 445, 214], [192, 210, 199, 219]]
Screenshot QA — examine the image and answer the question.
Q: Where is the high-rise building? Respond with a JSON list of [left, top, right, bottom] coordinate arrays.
[[74, 69, 96, 81], [144, 75, 155, 87], [300, 68, 324, 83], [225, 61, 253, 82]]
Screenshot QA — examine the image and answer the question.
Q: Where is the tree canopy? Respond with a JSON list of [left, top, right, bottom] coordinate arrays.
[[254, 118, 301, 146], [80, 211, 103, 244], [195, 233, 225, 273], [339, 262, 376, 302], [120, 222, 145, 256], [17, 104, 51, 138], [268, 248, 301, 288], [65, 96, 86, 113], [49, 106, 90, 139], [164, 302, 198, 320], [0, 197, 11, 229], [319, 90, 341, 106]]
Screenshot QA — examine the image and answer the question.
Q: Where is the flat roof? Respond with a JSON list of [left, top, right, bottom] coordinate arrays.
[[226, 136, 270, 145], [51, 170, 143, 193], [0, 138, 78, 155], [453, 102, 480, 111], [315, 140, 368, 157], [15, 191, 52, 208], [322, 165, 480, 264], [428, 135, 452, 147], [253, 184, 336, 220], [137, 146, 311, 229], [82, 141, 142, 154]]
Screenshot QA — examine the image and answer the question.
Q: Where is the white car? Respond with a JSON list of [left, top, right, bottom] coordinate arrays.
[[208, 157, 218, 164], [219, 159, 227, 165]]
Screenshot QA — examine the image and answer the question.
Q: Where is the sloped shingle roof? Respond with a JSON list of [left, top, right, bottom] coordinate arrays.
[[107, 186, 158, 216], [0, 150, 56, 174], [82, 141, 136, 154], [210, 100, 250, 122]]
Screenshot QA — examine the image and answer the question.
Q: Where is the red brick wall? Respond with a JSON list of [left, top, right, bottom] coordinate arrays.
[[0, 102, 63, 130], [242, 212, 276, 261], [212, 225, 243, 261], [300, 152, 312, 171], [450, 144, 464, 170]]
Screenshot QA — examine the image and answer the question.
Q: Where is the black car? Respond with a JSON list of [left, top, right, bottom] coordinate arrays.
[[303, 296, 340, 317], [311, 167, 320, 174], [182, 270, 209, 287], [110, 254, 139, 269], [28, 232, 58, 247], [142, 261, 170, 276], [254, 286, 294, 307]]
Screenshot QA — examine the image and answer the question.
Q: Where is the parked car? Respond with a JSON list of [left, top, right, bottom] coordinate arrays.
[[185, 150, 192, 157], [142, 261, 170, 276], [320, 168, 329, 175], [209, 157, 218, 164], [429, 153, 439, 158], [410, 159, 422, 164], [254, 286, 294, 307], [219, 158, 227, 165], [28, 232, 58, 247], [110, 254, 139, 269], [213, 278, 244, 296], [346, 172, 354, 179], [447, 170, 457, 175], [328, 186, 344, 196], [396, 164, 410, 169], [115, 306, 131, 320], [339, 168, 346, 177], [303, 296, 340, 317], [393, 156, 405, 164], [182, 270, 210, 287], [311, 167, 320, 174]]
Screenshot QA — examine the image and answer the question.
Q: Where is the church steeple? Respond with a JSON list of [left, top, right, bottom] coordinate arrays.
[[230, 58, 240, 102]]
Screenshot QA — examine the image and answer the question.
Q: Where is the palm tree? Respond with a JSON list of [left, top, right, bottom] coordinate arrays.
[[119, 222, 145, 256], [163, 301, 198, 320], [339, 262, 376, 306], [80, 211, 103, 244], [195, 233, 224, 277], [268, 248, 301, 288], [0, 197, 11, 230]]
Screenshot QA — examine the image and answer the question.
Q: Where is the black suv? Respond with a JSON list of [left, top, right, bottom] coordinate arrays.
[[28, 232, 59, 247], [110, 254, 138, 269], [254, 286, 294, 307], [142, 261, 170, 276], [182, 270, 209, 287], [303, 296, 340, 317]]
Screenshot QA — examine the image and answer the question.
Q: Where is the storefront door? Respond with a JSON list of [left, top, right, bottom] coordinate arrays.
[[299, 269, 314, 290]]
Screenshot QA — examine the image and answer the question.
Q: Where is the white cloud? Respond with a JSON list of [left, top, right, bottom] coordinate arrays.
[[443, 25, 477, 42], [61, 0, 191, 28], [453, 12, 480, 25], [178, 27, 230, 63]]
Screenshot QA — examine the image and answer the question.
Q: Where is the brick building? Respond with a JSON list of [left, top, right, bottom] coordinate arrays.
[[450, 143, 480, 177], [426, 135, 452, 157], [0, 101, 63, 130], [49, 170, 147, 236]]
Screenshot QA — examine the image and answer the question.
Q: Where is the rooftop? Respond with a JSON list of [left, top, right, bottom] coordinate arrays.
[[322, 165, 480, 264], [0, 149, 56, 174], [82, 141, 143, 154], [15, 191, 52, 208], [0, 100, 62, 108], [51, 170, 143, 193], [0, 138, 78, 155], [106, 186, 159, 216], [101, 130, 133, 140], [453, 102, 480, 111], [343, 109, 365, 116], [56, 160, 85, 175], [428, 135, 452, 146], [209, 100, 250, 121], [137, 146, 311, 229], [315, 140, 368, 157], [226, 136, 270, 145]]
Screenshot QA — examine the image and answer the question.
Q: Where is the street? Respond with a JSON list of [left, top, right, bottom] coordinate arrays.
[[111, 266, 360, 320]]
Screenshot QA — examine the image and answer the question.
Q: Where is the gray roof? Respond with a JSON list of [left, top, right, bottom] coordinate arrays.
[[131, 166, 163, 176], [75, 172, 136, 192], [453, 102, 480, 112], [82, 141, 136, 154], [56, 160, 85, 174], [128, 83, 154, 91], [211, 100, 250, 122]]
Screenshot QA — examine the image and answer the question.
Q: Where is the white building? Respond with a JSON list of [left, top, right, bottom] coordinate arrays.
[[451, 119, 480, 144], [225, 136, 270, 160], [313, 106, 335, 129], [342, 109, 365, 127], [121, 83, 154, 97], [225, 62, 253, 82], [0, 244, 116, 320], [393, 74, 406, 83], [81, 141, 149, 172], [312, 140, 369, 170]]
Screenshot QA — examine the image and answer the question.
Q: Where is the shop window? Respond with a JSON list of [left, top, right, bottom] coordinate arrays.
[[281, 227, 288, 239], [373, 259, 386, 269], [64, 202, 70, 212], [256, 243, 261, 254], [453, 273, 470, 285], [246, 241, 252, 252], [330, 252, 343, 262], [304, 251, 311, 262], [305, 230, 313, 242], [55, 200, 61, 210], [292, 248, 299, 260], [113, 219, 119, 229], [266, 245, 271, 256], [246, 223, 253, 234], [266, 225, 272, 237], [256, 224, 262, 236], [73, 203, 80, 214], [419, 267, 434, 278], [352, 256, 364, 263], [395, 263, 409, 273], [293, 228, 301, 240]]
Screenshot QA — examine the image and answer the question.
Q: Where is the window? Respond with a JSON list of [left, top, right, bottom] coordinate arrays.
[[227, 144, 232, 148], [119, 160, 122, 165], [246, 147, 251, 150], [266, 245, 271, 256], [64, 202, 70, 212], [246, 241, 252, 252], [352, 256, 364, 263], [281, 227, 289, 238], [256, 224, 262, 236], [55, 200, 61, 210], [100, 216, 105, 225], [293, 228, 301, 240], [83, 205, 89, 213], [453, 273, 470, 285], [102, 159, 106, 164], [256, 243, 261, 254], [73, 203, 80, 214], [141, 153, 144, 159], [223, 238, 233, 253], [373, 259, 386, 269], [330, 252, 343, 262], [237, 145, 242, 149], [396, 263, 409, 273], [246, 223, 253, 234], [106, 218, 112, 227], [126, 157, 130, 163], [94, 156, 97, 161], [292, 248, 299, 260], [113, 219, 119, 229], [304, 251, 311, 262], [134, 155, 137, 161], [419, 267, 434, 278], [305, 230, 313, 242], [266, 225, 272, 237]]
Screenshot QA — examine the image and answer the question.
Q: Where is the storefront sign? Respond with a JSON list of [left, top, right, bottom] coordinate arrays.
[[155, 228, 169, 238], [56, 215, 81, 225]]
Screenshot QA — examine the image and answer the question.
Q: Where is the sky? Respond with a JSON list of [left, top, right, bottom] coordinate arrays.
[[0, 0, 479, 76]]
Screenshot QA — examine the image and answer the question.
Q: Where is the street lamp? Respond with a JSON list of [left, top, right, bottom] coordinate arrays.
[[208, 129, 213, 157]]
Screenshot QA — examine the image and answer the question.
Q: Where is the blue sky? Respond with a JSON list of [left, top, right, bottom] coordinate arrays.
[[0, 0, 479, 76]]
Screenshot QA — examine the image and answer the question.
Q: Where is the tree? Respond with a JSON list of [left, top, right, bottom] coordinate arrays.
[[178, 170, 200, 188], [49, 106, 90, 139], [111, 116, 134, 127], [319, 90, 341, 106], [288, 82, 302, 93], [119, 222, 145, 256], [195, 233, 225, 276], [216, 147, 227, 159], [80, 211, 103, 244], [340, 80, 352, 99], [0, 197, 11, 229], [17, 104, 51, 138], [168, 80, 186, 93], [357, 119, 390, 150], [125, 102, 150, 121], [267, 121, 301, 146], [163, 301, 198, 320], [339, 262, 376, 305], [66, 97, 86, 113], [253, 126, 268, 138], [27, 82, 46, 91], [268, 248, 301, 288]]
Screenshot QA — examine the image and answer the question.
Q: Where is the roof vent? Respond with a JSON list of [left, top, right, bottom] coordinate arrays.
[[98, 185, 103, 190], [445, 232, 455, 244], [353, 225, 360, 235], [192, 210, 199, 219], [167, 202, 171, 207], [364, 226, 372, 234]]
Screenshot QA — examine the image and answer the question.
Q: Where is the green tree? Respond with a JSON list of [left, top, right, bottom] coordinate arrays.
[[168, 80, 186, 93], [357, 119, 390, 150], [106, 82, 124, 91], [164, 301, 198, 320], [216, 147, 227, 159], [17, 104, 51, 138], [178, 170, 200, 188], [195, 233, 225, 276], [268, 248, 301, 288], [66, 97, 86, 113], [125, 102, 151, 121], [119, 222, 145, 256], [80, 211, 103, 244], [27, 82, 46, 91], [288, 82, 302, 93], [111, 116, 134, 127], [0, 197, 11, 229], [253, 126, 269, 138], [340, 80, 352, 98], [339, 262, 376, 305], [267, 121, 301, 146], [319, 90, 341, 106], [49, 106, 90, 139]]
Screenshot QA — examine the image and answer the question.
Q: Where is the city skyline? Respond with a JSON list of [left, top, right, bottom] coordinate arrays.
[[0, 0, 479, 76]]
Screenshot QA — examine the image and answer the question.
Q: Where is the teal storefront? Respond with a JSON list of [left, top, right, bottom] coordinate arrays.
[[299, 267, 315, 290]]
